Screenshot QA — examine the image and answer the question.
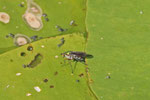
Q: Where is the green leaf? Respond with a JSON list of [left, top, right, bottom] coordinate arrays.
[[0, 33, 96, 100], [0, 0, 86, 54], [86, 0, 150, 100]]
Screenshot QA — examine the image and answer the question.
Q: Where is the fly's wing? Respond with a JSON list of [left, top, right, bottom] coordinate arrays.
[[85, 54, 94, 58], [70, 52, 87, 58], [71, 51, 93, 58]]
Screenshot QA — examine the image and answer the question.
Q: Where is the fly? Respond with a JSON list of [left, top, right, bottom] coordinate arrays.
[[61, 51, 93, 73]]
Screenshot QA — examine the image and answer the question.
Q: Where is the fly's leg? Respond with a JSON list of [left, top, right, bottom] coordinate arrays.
[[69, 60, 74, 73], [73, 61, 78, 73]]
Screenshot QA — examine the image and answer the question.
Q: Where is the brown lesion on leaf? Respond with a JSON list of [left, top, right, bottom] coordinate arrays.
[[23, 0, 43, 31], [27, 53, 43, 68], [0, 12, 10, 24]]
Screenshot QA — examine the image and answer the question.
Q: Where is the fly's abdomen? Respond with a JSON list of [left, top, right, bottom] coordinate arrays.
[[73, 55, 85, 62]]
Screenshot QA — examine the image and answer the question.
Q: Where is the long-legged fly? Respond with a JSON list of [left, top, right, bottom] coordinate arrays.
[[61, 51, 93, 73]]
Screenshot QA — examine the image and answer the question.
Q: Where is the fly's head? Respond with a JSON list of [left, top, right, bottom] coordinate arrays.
[[61, 51, 73, 60], [61, 51, 70, 57]]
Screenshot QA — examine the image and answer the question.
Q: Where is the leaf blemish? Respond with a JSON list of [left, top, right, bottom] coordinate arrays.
[[27, 53, 43, 68]]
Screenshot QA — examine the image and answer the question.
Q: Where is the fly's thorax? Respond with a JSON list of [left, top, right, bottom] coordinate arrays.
[[65, 54, 73, 60]]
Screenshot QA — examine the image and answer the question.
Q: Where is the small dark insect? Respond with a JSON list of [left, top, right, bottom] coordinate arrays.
[[76, 80, 80, 83], [18, 4, 24, 7], [27, 46, 33, 51], [57, 37, 65, 47], [45, 18, 49, 22], [61, 51, 93, 73], [61, 51, 93, 63], [30, 35, 38, 41], [8, 33, 15, 38], [43, 79, 48, 82], [50, 85, 54, 88], [55, 25, 67, 32], [42, 13, 47, 17]]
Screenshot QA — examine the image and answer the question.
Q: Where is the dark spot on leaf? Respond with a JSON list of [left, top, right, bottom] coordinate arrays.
[[54, 71, 58, 76], [79, 73, 84, 77], [20, 52, 26, 57], [60, 62, 63, 64], [10, 59, 13, 62], [5, 35, 9, 38], [27, 53, 43, 68], [27, 46, 33, 51], [50, 85, 54, 88]]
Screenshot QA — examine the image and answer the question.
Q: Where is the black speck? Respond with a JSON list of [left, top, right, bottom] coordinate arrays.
[[76, 80, 80, 82], [20, 52, 26, 56], [45, 18, 49, 22], [43, 79, 48, 83], [30, 35, 38, 41]]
